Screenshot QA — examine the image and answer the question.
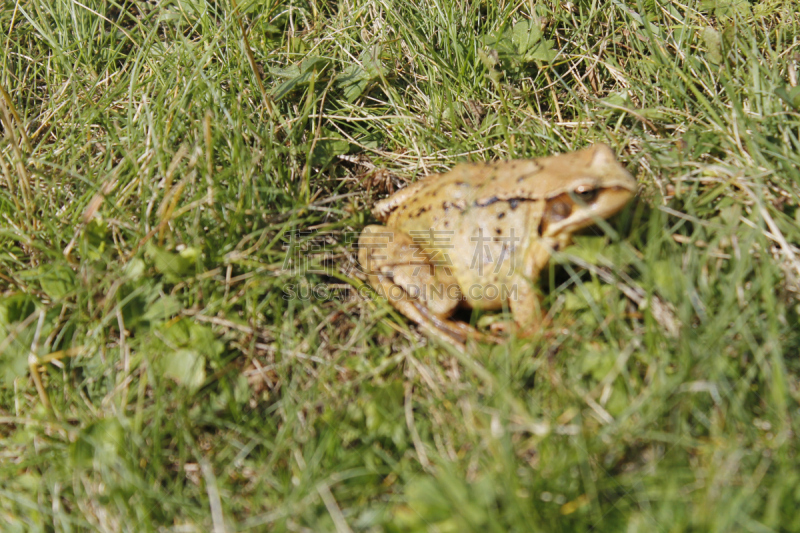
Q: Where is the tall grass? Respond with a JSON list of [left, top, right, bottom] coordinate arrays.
[[1, 0, 799, 530]]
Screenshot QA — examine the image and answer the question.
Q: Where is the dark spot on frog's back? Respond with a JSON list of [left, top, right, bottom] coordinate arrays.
[[497, 212, 506, 219], [442, 201, 464, 212], [475, 196, 499, 207], [509, 199, 520, 210]]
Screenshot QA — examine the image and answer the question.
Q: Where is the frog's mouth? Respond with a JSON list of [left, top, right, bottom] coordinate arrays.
[[539, 186, 635, 238]]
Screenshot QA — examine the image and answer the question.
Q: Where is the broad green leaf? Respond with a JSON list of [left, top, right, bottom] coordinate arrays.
[[361, 46, 387, 79], [682, 128, 726, 158], [337, 64, 370, 103], [38, 264, 76, 300], [69, 418, 125, 469], [336, 46, 387, 103], [124, 257, 146, 279], [162, 319, 223, 358], [652, 259, 682, 302], [511, 20, 543, 55], [483, 19, 556, 70], [702, 0, 750, 19], [271, 56, 329, 100], [525, 39, 557, 62], [0, 328, 33, 382], [145, 242, 197, 283], [701, 27, 722, 64], [142, 295, 182, 323], [776, 86, 800, 111], [0, 293, 37, 328], [162, 349, 206, 391], [311, 133, 350, 167], [562, 236, 614, 264], [0, 295, 40, 383], [399, 472, 491, 530], [82, 217, 109, 261], [483, 27, 516, 55], [581, 344, 616, 379], [142, 319, 222, 391], [601, 90, 632, 107], [361, 381, 407, 450]]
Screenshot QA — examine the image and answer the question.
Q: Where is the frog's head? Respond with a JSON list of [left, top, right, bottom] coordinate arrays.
[[539, 143, 637, 245]]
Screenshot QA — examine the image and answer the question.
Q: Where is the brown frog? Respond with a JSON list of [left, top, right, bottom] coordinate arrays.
[[358, 144, 637, 349]]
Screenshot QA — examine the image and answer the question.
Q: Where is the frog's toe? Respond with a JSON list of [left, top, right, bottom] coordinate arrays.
[[489, 320, 516, 336], [487, 316, 547, 341], [413, 303, 502, 347]]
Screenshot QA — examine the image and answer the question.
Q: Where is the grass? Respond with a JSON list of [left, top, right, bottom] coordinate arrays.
[[2, 0, 800, 530]]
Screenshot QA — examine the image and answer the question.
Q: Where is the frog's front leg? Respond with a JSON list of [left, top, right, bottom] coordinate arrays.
[[491, 241, 552, 338], [504, 237, 558, 337], [507, 275, 548, 335], [358, 225, 486, 348]]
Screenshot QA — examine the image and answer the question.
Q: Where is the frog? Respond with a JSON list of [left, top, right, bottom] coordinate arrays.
[[357, 143, 637, 350]]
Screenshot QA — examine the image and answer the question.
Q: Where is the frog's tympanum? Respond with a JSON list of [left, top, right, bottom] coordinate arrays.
[[358, 144, 637, 349]]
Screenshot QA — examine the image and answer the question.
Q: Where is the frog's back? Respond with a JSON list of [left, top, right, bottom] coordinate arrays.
[[375, 159, 544, 225]]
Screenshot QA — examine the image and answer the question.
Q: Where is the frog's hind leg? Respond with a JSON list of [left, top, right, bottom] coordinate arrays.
[[358, 225, 489, 349], [366, 269, 476, 348]]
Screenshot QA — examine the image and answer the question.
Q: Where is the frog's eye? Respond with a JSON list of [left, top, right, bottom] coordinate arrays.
[[573, 186, 599, 203]]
